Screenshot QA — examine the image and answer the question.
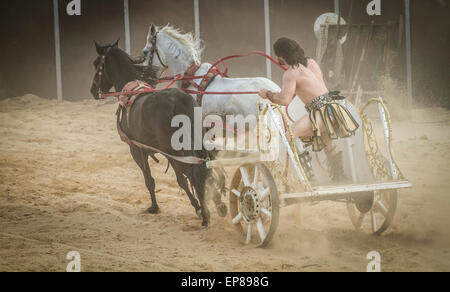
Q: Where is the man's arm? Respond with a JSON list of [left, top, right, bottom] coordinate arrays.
[[259, 71, 297, 106]]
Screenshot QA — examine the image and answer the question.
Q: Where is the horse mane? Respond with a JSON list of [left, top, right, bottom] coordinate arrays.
[[110, 46, 158, 86], [159, 24, 203, 64]]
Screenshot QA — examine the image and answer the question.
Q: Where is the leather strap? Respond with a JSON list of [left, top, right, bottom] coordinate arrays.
[[119, 80, 153, 126], [181, 62, 201, 88]]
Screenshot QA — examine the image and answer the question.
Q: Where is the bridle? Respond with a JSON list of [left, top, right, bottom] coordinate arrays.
[[92, 47, 112, 99], [147, 32, 168, 75]]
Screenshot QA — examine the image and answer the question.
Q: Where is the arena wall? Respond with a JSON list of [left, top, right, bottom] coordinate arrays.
[[0, 0, 448, 106]]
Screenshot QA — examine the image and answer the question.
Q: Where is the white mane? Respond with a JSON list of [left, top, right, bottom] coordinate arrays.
[[158, 24, 203, 64]]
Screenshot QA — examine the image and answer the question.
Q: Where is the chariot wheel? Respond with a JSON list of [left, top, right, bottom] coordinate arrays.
[[347, 189, 397, 235], [229, 163, 280, 247], [346, 156, 398, 235]]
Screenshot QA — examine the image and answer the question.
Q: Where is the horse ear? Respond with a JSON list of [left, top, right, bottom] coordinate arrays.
[[113, 38, 120, 47], [150, 24, 156, 36], [95, 41, 105, 55]]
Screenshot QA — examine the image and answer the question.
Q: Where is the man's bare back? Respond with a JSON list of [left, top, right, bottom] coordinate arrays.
[[286, 58, 328, 104], [258, 53, 335, 150], [259, 58, 328, 107]]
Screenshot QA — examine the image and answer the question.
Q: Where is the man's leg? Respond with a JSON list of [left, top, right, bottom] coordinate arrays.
[[313, 111, 348, 182], [291, 112, 346, 182], [291, 114, 313, 139], [291, 112, 337, 153], [290, 114, 315, 181], [313, 111, 339, 155]]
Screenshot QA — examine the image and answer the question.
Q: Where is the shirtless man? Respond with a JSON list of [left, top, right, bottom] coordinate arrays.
[[259, 37, 359, 182]]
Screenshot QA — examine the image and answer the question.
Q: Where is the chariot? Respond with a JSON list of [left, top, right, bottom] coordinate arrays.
[[206, 97, 411, 247]]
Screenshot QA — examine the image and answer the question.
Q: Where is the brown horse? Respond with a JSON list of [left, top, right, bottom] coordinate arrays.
[[90, 41, 227, 226]]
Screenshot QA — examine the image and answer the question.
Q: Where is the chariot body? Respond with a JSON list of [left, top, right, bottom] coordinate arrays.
[[206, 97, 411, 247]]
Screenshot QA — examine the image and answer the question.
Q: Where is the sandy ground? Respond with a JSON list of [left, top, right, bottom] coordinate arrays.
[[0, 94, 449, 272]]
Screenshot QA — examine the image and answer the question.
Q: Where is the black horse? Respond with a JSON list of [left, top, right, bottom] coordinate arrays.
[[90, 40, 224, 227]]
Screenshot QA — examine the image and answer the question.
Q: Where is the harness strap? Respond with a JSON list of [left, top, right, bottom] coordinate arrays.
[[149, 32, 168, 69], [182, 63, 201, 88], [131, 140, 207, 165], [119, 80, 153, 126], [181, 63, 222, 106], [92, 47, 111, 93], [193, 71, 219, 106]]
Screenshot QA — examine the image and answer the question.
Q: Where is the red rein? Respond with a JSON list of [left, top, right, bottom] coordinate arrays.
[[101, 51, 297, 123], [102, 51, 287, 98]]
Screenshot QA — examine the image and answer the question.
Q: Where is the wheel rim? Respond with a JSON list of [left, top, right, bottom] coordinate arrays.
[[347, 189, 397, 235], [347, 152, 398, 235], [229, 163, 279, 247]]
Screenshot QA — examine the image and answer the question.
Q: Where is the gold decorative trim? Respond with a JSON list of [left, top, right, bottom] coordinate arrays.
[[360, 98, 405, 181]]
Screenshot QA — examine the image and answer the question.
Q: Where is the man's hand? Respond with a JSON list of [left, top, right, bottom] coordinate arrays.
[[258, 89, 272, 100]]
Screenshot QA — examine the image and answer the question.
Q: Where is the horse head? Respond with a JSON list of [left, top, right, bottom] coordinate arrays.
[[142, 24, 202, 76], [142, 24, 168, 74], [90, 39, 159, 99], [90, 40, 118, 99]]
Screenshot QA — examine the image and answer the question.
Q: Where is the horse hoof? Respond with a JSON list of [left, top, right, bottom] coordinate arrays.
[[201, 220, 210, 228], [147, 206, 160, 214], [216, 203, 228, 217]]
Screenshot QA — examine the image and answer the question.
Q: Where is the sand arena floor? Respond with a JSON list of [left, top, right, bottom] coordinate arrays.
[[0, 94, 449, 271]]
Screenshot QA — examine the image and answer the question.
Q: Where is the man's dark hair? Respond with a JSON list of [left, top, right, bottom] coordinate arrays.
[[273, 37, 308, 67]]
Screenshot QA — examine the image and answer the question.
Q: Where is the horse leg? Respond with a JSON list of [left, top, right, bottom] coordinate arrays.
[[191, 165, 211, 227], [207, 168, 228, 217], [170, 161, 202, 215], [130, 146, 159, 214]]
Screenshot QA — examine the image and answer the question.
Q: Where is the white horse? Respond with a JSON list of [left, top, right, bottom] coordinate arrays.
[[142, 24, 294, 120]]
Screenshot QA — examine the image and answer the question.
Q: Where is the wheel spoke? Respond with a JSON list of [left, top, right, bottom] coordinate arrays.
[[261, 207, 271, 218], [253, 166, 259, 189], [232, 213, 243, 224], [256, 218, 267, 242], [375, 200, 388, 218], [240, 167, 251, 187], [370, 211, 377, 233], [259, 188, 270, 201], [231, 189, 241, 198], [245, 223, 252, 244], [356, 212, 365, 229]]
